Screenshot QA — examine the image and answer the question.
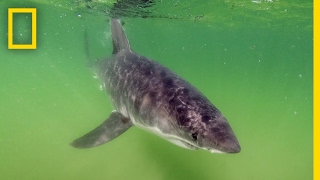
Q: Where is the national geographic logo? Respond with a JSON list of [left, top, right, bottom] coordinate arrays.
[[8, 8, 37, 49]]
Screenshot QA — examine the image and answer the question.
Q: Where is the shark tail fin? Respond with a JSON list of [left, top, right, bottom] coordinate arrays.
[[111, 19, 131, 54]]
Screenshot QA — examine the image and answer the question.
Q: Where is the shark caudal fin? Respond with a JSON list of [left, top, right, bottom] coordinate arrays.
[[70, 111, 132, 148], [111, 19, 131, 54]]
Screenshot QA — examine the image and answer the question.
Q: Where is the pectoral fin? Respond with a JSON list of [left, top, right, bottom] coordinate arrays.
[[70, 111, 132, 148]]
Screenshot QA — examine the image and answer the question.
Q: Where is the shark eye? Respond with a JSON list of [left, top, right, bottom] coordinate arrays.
[[191, 133, 198, 140]]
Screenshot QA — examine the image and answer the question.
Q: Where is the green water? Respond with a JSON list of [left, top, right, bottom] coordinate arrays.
[[0, 0, 312, 180]]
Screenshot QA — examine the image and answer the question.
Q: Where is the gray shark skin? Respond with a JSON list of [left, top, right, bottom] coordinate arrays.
[[70, 19, 241, 153]]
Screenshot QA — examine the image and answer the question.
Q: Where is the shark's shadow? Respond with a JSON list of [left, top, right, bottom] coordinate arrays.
[[136, 132, 225, 179]]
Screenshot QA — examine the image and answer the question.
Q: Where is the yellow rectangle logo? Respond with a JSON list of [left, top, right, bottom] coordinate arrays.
[[8, 8, 37, 49]]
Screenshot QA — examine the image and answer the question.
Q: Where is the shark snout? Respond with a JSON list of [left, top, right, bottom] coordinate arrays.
[[216, 126, 241, 153], [220, 138, 241, 153], [202, 119, 241, 153], [206, 136, 241, 154]]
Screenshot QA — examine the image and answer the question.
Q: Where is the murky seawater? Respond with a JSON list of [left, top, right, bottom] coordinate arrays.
[[0, 0, 312, 179]]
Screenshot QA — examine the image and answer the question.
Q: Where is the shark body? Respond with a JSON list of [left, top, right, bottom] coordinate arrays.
[[70, 19, 241, 153]]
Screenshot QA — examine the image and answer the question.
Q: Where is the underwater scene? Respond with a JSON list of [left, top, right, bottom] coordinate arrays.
[[0, 0, 313, 179]]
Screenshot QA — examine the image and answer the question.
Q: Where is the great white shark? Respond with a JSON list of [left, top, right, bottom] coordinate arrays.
[[70, 19, 241, 153]]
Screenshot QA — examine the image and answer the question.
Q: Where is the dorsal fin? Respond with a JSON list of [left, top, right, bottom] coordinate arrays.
[[111, 19, 131, 54]]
